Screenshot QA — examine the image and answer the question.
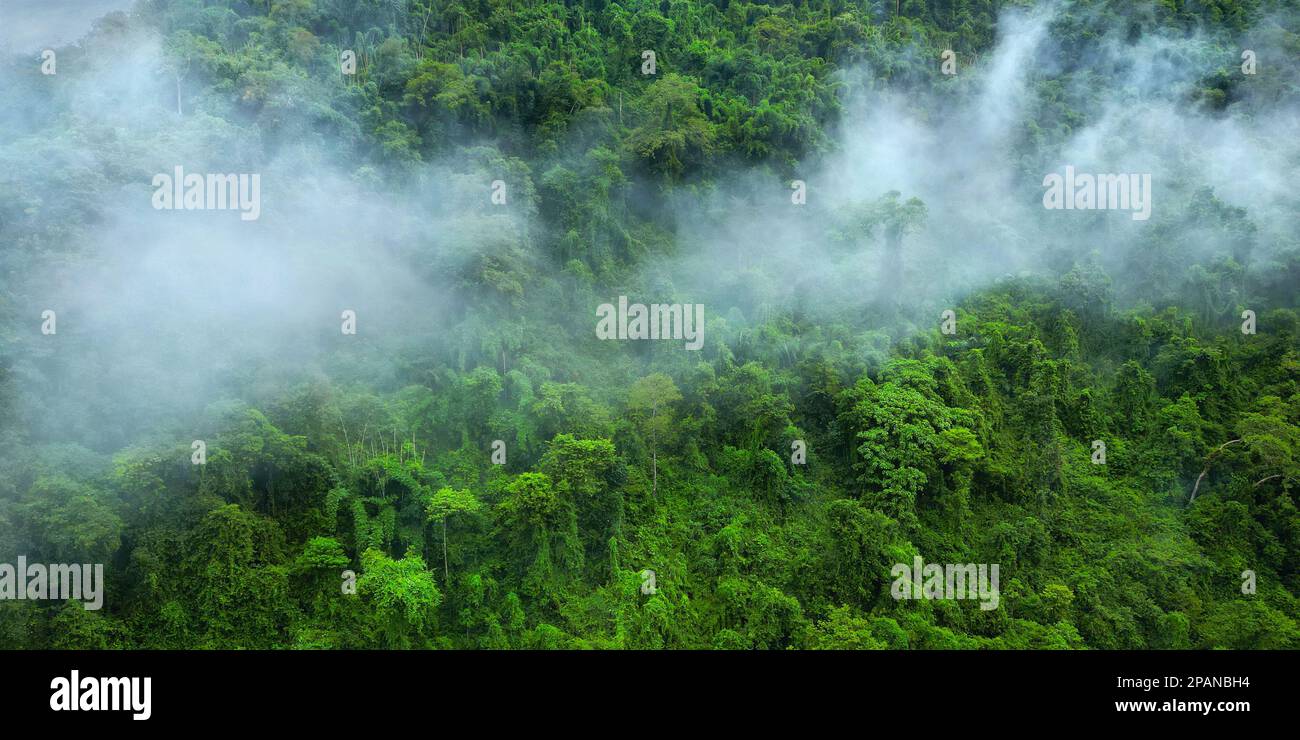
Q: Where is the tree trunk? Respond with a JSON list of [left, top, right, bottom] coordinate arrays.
[[651, 398, 659, 497]]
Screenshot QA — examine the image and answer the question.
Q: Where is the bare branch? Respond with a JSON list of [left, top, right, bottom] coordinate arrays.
[[1189, 438, 1242, 504]]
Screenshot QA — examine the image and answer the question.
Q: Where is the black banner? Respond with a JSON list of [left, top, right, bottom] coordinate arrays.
[[1, 649, 1284, 727]]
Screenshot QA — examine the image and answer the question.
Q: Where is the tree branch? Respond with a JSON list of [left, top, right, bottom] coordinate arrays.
[[1189, 439, 1242, 504]]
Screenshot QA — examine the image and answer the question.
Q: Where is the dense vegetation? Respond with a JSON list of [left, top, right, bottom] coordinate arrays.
[[1, 0, 1297, 649]]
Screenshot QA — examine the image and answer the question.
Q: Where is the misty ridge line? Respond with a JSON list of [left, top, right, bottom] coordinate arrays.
[[0, 0, 1292, 449], [671, 4, 1284, 323]]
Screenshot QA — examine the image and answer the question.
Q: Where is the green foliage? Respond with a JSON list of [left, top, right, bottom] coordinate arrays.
[[1, 0, 1297, 651]]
